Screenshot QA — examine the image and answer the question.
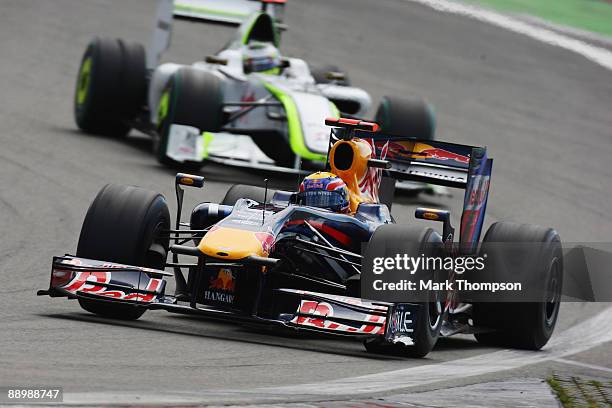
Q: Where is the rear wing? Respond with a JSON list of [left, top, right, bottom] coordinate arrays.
[[148, 0, 286, 68], [326, 118, 493, 250], [375, 136, 472, 188], [174, 0, 285, 24]]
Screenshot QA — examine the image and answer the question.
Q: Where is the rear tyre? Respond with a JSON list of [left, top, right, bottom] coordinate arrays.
[[362, 225, 444, 358], [221, 184, 277, 206], [156, 67, 223, 167], [76, 184, 171, 320], [310, 64, 351, 86], [375, 96, 435, 140], [472, 222, 563, 350], [74, 37, 147, 137]]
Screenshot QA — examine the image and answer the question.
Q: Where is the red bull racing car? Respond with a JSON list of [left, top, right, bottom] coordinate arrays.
[[39, 118, 563, 357]]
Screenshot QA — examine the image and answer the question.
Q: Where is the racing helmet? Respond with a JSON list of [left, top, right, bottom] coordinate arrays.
[[298, 172, 350, 213], [242, 41, 281, 74]]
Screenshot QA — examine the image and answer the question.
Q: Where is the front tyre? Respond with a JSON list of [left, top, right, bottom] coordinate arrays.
[[362, 225, 444, 358], [76, 184, 171, 320], [156, 68, 223, 166], [74, 37, 147, 137]]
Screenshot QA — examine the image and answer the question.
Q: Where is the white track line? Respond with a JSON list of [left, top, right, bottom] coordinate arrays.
[[553, 358, 612, 374], [403, 0, 612, 72], [261, 306, 612, 395], [520, 15, 612, 48]]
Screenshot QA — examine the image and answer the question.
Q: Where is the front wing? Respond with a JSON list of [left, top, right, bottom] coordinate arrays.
[[38, 256, 419, 342], [37, 256, 171, 302]]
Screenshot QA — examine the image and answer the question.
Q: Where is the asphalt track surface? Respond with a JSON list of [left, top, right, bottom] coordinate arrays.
[[0, 0, 611, 403]]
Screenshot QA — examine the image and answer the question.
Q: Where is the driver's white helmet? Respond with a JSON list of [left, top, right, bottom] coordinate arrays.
[[242, 41, 281, 74]]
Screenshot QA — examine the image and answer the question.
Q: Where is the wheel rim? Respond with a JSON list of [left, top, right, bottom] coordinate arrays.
[[157, 89, 170, 127], [76, 57, 92, 107], [429, 300, 442, 330], [145, 220, 169, 269], [153, 88, 172, 157], [545, 257, 561, 326]]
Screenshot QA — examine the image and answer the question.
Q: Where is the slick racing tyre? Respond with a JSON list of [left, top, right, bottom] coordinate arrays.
[[76, 184, 171, 320], [362, 225, 444, 358], [375, 95, 435, 140], [156, 67, 223, 166], [74, 37, 147, 137], [310, 64, 351, 86], [221, 184, 278, 206], [472, 222, 563, 350]]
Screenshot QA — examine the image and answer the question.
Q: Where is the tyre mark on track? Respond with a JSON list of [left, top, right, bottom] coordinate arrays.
[[0, 195, 19, 216]]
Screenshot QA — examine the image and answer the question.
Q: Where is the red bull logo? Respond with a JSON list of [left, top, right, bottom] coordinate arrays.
[[209, 268, 235, 292], [419, 147, 470, 164], [255, 232, 275, 256], [358, 139, 388, 201], [382, 141, 470, 165]]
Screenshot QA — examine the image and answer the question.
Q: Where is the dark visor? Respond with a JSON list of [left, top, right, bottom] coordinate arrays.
[[298, 190, 346, 210]]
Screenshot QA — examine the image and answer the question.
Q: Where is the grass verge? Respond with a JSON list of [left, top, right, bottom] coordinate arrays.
[[463, 0, 612, 37], [547, 374, 612, 407]]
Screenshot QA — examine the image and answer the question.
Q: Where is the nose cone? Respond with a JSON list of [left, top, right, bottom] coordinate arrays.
[[198, 227, 266, 260]]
